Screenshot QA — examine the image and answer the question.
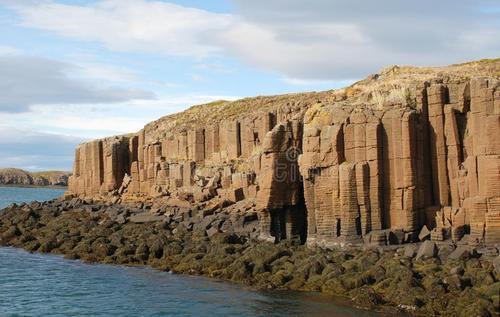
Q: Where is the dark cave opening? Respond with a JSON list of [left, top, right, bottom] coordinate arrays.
[[269, 184, 308, 244], [269, 205, 307, 244]]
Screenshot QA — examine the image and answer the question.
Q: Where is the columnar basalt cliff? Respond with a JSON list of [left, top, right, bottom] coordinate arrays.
[[67, 60, 500, 247]]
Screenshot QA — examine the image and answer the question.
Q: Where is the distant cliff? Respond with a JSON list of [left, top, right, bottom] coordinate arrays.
[[0, 168, 70, 187]]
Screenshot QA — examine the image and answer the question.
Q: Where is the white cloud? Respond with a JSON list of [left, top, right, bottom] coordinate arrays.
[[72, 62, 139, 83], [5, 0, 499, 81], [282, 77, 355, 88], [0, 55, 155, 112], [0, 125, 85, 171], [12, 0, 233, 58], [0, 45, 22, 56], [193, 63, 234, 74], [191, 74, 205, 82], [0, 95, 240, 138]]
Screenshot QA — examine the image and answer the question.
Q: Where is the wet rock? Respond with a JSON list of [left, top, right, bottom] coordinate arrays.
[[135, 243, 149, 261], [149, 240, 164, 259], [350, 286, 384, 308], [1, 225, 20, 241], [38, 239, 58, 253], [91, 239, 116, 259]]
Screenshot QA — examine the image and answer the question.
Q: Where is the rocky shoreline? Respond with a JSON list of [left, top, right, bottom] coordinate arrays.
[[1, 198, 499, 316]]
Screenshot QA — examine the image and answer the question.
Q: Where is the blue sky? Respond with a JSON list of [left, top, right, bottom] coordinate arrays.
[[0, 0, 498, 171]]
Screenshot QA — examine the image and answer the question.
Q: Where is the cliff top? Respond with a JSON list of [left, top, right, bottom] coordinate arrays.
[[0, 168, 31, 177], [31, 171, 71, 177], [0, 168, 70, 177]]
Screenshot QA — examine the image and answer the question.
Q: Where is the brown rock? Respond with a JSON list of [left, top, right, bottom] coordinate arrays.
[[65, 60, 500, 247]]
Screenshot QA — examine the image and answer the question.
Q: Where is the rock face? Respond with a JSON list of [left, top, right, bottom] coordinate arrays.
[[0, 168, 70, 186], [67, 59, 500, 246]]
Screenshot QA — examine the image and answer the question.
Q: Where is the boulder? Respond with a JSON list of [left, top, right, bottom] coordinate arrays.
[[447, 245, 472, 261], [418, 225, 431, 241], [492, 256, 500, 275], [116, 214, 126, 224], [416, 240, 437, 261], [403, 244, 418, 258], [206, 227, 219, 238], [129, 212, 165, 223], [437, 243, 455, 261]]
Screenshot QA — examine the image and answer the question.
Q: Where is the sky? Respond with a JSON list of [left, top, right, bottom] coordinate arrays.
[[0, 0, 498, 171]]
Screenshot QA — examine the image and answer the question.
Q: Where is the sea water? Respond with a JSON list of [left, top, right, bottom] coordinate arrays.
[[0, 186, 66, 209], [0, 187, 388, 317]]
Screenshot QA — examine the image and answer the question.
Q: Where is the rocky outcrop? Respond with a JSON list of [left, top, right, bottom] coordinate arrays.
[[0, 168, 70, 186], [67, 59, 500, 247]]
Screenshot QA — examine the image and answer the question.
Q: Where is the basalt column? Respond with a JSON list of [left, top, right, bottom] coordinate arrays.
[[70, 140, 103, 196], [101, 137, 130, 193], [68, 136, 129, 197], [427, 84, 450, 207], [466, 78, 500, 244], [426, 78, 500, 244], [380, 108, 422, 236], [257, 120, 306, 242], [299, 110, 387, 245]]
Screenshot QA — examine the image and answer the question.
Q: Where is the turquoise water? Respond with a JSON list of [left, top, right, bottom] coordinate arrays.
[[0, 186, 66, 209], [0, 187, 385, 317]]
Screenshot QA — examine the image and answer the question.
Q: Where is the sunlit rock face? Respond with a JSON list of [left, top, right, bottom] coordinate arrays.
[[67, 60, 500, 246]]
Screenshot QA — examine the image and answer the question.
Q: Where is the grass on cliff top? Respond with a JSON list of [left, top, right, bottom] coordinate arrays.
[[0, 168, 30, 175], [0, 168, 70, 177], [131, 58, 500, 138], [145, 91, 329, 133], [31, 171, 71, 177], [452, 57, 500, 66]]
